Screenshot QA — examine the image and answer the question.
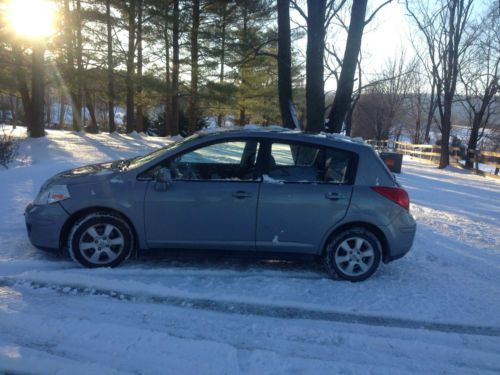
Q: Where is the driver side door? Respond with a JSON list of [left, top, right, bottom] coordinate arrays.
[[144, 138, 262, 251]]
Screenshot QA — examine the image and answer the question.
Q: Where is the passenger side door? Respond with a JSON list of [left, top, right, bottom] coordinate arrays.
[[256, 141, 355, 254], [144, 139, 262, 250]]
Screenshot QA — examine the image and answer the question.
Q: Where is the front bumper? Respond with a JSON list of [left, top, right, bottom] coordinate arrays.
[[25, 202, 69, 251]]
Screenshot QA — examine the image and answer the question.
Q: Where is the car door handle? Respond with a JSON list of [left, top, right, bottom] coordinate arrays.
[[325, 192, 345, 200], [232, 191, 252, 199]]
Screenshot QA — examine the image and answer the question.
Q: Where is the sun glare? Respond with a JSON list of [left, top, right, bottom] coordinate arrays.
[[6, 0, 56, 39]]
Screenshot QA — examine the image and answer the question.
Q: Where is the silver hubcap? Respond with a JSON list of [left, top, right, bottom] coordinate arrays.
[[334, 237, 375, 277], [79, 224, 125, 264]]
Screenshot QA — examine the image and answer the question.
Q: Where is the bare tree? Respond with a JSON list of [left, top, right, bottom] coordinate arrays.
[[291, 0, 349, 132], [405, 65, 427, 144], [351, 54, 415, 140], [327, 0, 367, 133], [406, 0, 475, 168], [410, 39, 439, 143], [460, 4, 499, 168], [326, 0, 392, 133]]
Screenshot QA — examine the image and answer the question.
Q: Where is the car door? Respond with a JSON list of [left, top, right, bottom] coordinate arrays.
[[256, 140, 355, 254], [144, 138, 262, 251]]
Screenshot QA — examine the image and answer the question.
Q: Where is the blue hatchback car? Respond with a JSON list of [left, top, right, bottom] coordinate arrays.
[[25, 127, 416, 281]]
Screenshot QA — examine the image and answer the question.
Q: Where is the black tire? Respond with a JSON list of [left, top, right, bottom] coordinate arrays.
[[324, 227, 381, 282], [68, 213, 133, 268]]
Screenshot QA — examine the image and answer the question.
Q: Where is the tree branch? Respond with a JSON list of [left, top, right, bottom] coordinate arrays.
[[364, 0, 393, 25]]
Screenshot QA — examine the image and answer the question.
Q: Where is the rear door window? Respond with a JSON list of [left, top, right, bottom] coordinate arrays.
[[267, 142, 353, 184]]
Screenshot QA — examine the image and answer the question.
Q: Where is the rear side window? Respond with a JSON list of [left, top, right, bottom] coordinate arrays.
[[267, 142, 353, 184], [324, 148, 352, 183]]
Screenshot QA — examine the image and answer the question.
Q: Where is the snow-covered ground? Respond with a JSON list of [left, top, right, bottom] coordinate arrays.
[[1, 126, 499, 374]]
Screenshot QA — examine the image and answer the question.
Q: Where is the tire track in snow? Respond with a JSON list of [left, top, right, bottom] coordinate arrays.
[[2, 278, 500, 338]]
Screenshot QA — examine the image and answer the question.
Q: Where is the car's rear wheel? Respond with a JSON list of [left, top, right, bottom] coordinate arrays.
[[68, 213, 133, 268], [324, 228, 381, 282]]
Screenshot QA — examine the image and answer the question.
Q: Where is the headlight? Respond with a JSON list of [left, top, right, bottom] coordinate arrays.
[[34, 185, 71, 205]]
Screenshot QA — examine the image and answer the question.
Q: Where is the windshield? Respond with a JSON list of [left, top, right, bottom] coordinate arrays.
[[126, 135, 200, 170]]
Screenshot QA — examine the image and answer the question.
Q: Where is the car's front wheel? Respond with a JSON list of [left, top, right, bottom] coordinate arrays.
[[324, 228, 381, 282], [68, 213, 133, 268]]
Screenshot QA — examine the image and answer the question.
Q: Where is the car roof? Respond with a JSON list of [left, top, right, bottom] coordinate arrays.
[[196, 125, 370, 150]]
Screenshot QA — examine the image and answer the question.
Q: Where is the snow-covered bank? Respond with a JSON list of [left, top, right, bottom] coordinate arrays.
[[1, 128, 499, 373]]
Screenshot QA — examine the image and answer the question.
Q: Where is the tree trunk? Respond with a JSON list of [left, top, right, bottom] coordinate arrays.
[[31, 45, 45, 138], [58, 90, 65, 129], [63, 0, 78, 130], [327, 0, 368, 133], [217, 3, 227, 127], [239, 108, 245, 126], [13, 48, 32, 129], [14, 55, 32, 129], [169, 0, 180, 135], [75, 0, 83, 131], [106, 0, 116, 133], [424, 77, 437, 143], [164, 2, 171, 137], [85, 86, 98, 132], [126, 0, 136, 133], [136, 0, 144, 133], [277, 0, 294, 129], [413, 92, 422, 144], [9, 96, 18, 129], [45, 92, 51, 126], [305, 0, 326, 133], [345, 94, 360, 136], [188, 0, 200, 135], [465, 81, 498, 168], [465, 119, 479, 169], [439, 115, 451, 168], [437, 0, 472, 169]]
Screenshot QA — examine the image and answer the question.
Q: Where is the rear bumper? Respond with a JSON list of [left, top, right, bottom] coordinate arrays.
[[386, 226, 416, 262], [384, 215, 416, 262], [25, 202, 69, 252]]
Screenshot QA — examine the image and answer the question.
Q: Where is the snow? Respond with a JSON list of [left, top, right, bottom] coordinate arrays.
[[262, 174, 284, 184], [458, 159, 498, 175], [1, 126, 500, 373]]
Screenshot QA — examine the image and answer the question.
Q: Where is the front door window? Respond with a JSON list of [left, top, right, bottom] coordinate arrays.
[[167, 140, 260, 181]]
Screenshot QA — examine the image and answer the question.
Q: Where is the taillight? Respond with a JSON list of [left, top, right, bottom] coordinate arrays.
[[371, 186, 410, 210]]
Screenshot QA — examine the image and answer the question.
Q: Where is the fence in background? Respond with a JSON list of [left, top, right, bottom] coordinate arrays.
[[365, 139, 500, 176]]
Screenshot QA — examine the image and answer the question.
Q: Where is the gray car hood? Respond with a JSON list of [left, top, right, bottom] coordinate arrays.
[[42, 161, 125, 188]]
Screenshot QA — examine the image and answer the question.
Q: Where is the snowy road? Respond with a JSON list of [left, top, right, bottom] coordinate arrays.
[[1, 128, 499, 373]]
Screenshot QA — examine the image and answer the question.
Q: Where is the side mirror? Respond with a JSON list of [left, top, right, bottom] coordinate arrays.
[[157, 167, 172, 183], [155, 167, 172, 191]]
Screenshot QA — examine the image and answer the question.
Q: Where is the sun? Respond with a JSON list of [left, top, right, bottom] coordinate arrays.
[[6, 0, 56, 39]]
